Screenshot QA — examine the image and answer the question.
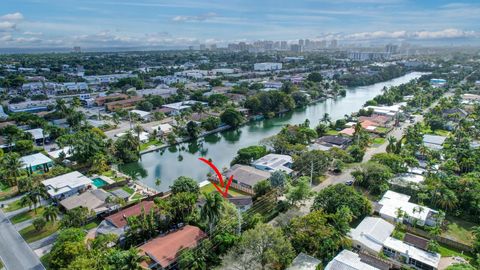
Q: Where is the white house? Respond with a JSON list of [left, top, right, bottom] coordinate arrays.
[[252, 154, 293, 174], [253, 62, 282, 71], [325, 250, 380, 270], [383, 237, 441, 270], [150, 123, 173, 136], [286, 253, 321, 270], [349, 217, 395, 254], [378, 191, 438, 227], [21, 153, 54, 173], [162, 100, 207, 115], [130, 109, 152, 121], [42, 171, 93, 200]]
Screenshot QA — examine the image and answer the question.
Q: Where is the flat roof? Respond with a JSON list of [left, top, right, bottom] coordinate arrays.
[[286, 253, 321, 270], [21, 153, 53, 168], [225, 164, 271, 187], [379, 191, 436, 223], [383, 237, 440, 268], [349, 217, 395, 253], [325, 250, 380, 270], [42, 171, 92, 197], [252, 154, 293, 173]]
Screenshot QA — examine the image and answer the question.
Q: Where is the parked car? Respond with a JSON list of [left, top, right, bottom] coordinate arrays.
[[345, 180, 354, 186]]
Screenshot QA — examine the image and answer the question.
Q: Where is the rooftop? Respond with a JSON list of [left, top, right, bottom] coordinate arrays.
[[349, 217, 395, 253], [60, 189, 111, 213], [225, 164, 271, 187], [139, 225, 206, 268], [379, 191, 436, 223], [286, 253, 321, 270], [105, 200, 155, 228], [21, 153, 53, 168], [383, 237, 440, 268], [325, 250, 380, 270], [252, 153, 293, 174], [42, 171, 92, 198]]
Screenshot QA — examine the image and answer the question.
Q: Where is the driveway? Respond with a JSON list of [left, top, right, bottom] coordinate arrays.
[[0, 210, 44, 270]]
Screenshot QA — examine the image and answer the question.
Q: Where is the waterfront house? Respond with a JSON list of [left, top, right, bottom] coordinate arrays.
[[251, 154, 293, 174], [60, 189, 117, 215], [42, 171, 92, 200], [223, 164, 271, 194]]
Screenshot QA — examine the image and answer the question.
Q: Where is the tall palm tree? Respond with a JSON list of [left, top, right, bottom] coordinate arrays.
[[2, 153, 24, 186], [55, 99, 68, 116], [321, 113, 331, 125], [26, 185, 48, 213], [20, 195, 34, 211], [200, 192, 224, 233], [133, 125, 143, 147], [43, 205, 60, 222], [386, 136, 397, 153]]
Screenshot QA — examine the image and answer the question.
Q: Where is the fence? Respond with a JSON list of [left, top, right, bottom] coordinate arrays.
[[404, 225, 473, 253]]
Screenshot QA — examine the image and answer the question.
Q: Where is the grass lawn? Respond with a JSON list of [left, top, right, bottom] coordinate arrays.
[[19, 221, 58, 243], [375, 127, 389, 134], [372, 137, 386, 145], [4, 200, 26, 212], [326, 130, 339, 135], [200, 183, 250, 197], [140, 139, 163, 151], [10, 207, 45, 224], [422, 127, 451, 136], [442, 216, 476, 245], [438, 244, 474, 260], [131, 193, 144, 201], [122, 186, 135, 195], [0, 185, 18, 202], [83, 218, 101, 230], [102, 170, 127, 182]]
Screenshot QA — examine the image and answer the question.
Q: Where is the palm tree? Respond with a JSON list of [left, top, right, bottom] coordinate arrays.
[[43, 205, 60, 222], [2, 153, 24, 186], [386, 136, 397, 153], [133, 125, 143, 147], [155, 178, 161, 188], [20, 195, 34, 211], [122, 248, 148, 270], [55, 99, 68, 116], [321, 113, 331, 125], [25, 185, 48, 213], [201, 192, 224, 233]]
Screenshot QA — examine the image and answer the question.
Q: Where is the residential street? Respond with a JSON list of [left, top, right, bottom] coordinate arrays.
[[0, 209, 45, 270]]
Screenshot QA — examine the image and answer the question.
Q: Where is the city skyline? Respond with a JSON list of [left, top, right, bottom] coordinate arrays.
[[0, 0, 479, 49]]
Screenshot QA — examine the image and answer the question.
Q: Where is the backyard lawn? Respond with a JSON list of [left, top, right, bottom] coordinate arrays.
[[83, 218, 102, 230], [10, 207, 45, 224], [200, 183, 250, 197], [372, 137, 386, 145], [438, 244, 473, 261], [102, 170, 127, 182], [0, 186, 17, 202], [326, 130, 339, 135], [442, 216, 476, 245], [122, 186, 135, 195], [140, 139, 163, 151], [19, 221, 58, 243]]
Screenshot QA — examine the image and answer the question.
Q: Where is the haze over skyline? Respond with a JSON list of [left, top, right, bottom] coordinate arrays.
[[1, 0, 480, 49]]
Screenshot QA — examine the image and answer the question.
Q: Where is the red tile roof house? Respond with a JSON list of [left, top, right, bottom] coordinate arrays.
[[139, 225, 206, 269], [358, 115, 392, 127], [96, 201, 156, 239]]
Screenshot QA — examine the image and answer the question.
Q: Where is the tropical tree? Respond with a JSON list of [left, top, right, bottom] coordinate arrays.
[[321, 113, 331, 125], [170, 176, 199, 194], [1, 152, 24, 186], [286, 176, 313, 206], [43, 205, 61, 222], [201, 192, 224, 233]]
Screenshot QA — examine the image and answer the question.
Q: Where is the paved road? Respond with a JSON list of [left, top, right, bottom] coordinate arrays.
[[0, 210, 44, 270], [29, 232, 58, 251]]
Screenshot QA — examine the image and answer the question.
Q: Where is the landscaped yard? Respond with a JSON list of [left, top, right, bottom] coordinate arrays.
[[200, 183, 250, 197], [19, 221, 59, 243], [442, 216, 476, 245], [140, 139, 163, 151], [4, 199, 26, 212], [438, 244, 474, 261], [10, 207, 45, 224], [421, 127, 451, 137], [326, 130, 339, 135], [83, 218, 101, 230], [375, 127, 390, 134], [0, 185, 18, 202], [372, 137, 386, 145], [122, 186, 135, 195], [102, 170, 127, 182]]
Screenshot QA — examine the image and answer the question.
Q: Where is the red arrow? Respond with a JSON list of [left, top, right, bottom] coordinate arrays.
[[199, 157, 233, 198]]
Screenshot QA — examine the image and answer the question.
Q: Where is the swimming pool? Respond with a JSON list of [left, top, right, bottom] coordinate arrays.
[[91, 178, 108, 188]]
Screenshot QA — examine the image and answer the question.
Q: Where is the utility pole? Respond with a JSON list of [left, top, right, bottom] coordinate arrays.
[[237, 208, 242, 236]]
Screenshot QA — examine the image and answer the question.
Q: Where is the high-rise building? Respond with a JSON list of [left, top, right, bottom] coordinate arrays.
[[73, 46, 81, 53], [239, 42, 247, 51], [290, 44, 302, 52], [330, 39, 338, 49], [299, 39, 304, 46], [209, 44, 217, 50], [280, 41, 288, 50], [385, 44, 398, 54], [199, 44, 206, 50]]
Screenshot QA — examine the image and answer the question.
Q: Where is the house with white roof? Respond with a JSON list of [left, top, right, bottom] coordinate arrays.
[[21, 153, 54, 173], [150, 123, 173, 137], [349, 217, 395, 254], [325, 250, 380, 270], [365, 104, 403, 118], [252, 154, 293, 175], [42, 171, 93, 200], [422, 135, 447, 151], [389, 173, 425, 188], [286, 253, 321, 270], [130, 109, 152, 121], [162, 100, 207, 115], [47, 146, 72, 160], [26, 128, 47, 144], [383, 237, 441, 270], [378, 191, 438, 227]]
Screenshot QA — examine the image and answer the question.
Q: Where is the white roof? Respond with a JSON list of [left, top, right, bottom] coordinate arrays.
[[325, 250, 380, 270], [26, 128, 44, 140], [42, 171, 92, 197], [379, 191, 435, 223], [286, 253, 321, 270], [383, 237, 440, 268], [162, 100, 207, 111], [349, 217, 395, 253], [390, 173, 425, 185], [130, 109, 151, 118], [252, 154, 293, 174], [48, 147, 72, 159], [21, 153, 52, 168], [151, 123, 173, 133]]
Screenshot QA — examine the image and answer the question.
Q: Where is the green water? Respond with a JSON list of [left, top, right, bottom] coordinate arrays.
[[119, 72, 426, 191]]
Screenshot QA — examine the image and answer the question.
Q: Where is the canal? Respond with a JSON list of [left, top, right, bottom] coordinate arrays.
[[119, 72, 426, 191]]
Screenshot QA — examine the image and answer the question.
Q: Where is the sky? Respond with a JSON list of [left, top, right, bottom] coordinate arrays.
[[0, 0, 479, 48]]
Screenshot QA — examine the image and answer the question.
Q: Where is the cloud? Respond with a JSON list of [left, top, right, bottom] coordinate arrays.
[[318, 28, 479, 41], [172, 12, 217, 23], [1, 12, 24, 21], [0, 21, 16, 31]]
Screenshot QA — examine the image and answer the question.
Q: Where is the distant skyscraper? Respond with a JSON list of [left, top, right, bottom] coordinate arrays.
[[239, 42, 247, 51], [199, 44, 206, 50], [330, 39, 338, 48], [209, 44, 217, 50], [290, 44, 302, 52], [320, 40, 327, 48], [73, 46, 81, 53], [299, 39, 304, 46], [280, 41, 288, 50], [385, 44, 398, 54]]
